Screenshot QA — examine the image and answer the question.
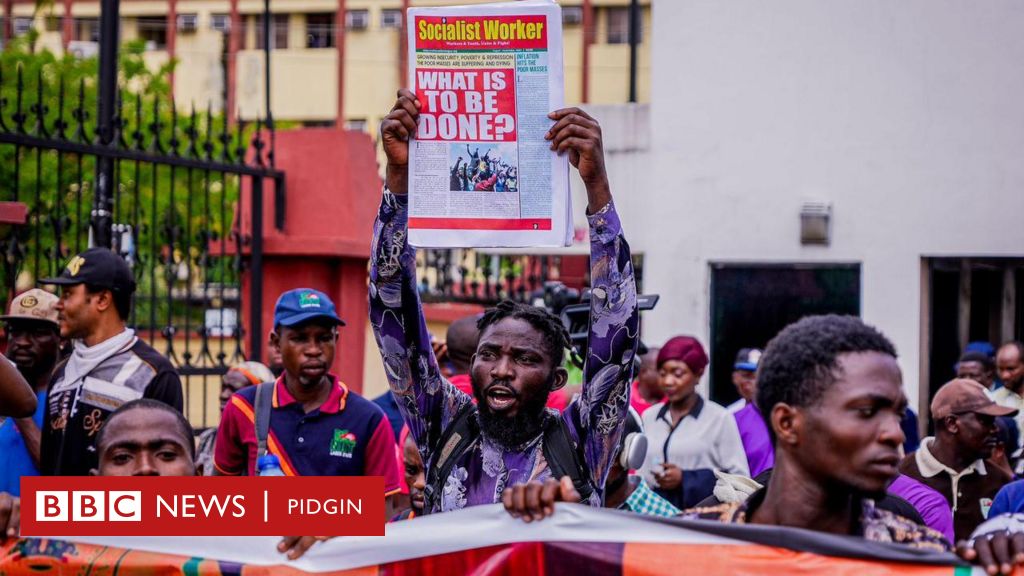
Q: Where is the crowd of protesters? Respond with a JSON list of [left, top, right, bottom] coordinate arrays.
[[450, 145, 518, 193], [1, 89, 1024, 573]]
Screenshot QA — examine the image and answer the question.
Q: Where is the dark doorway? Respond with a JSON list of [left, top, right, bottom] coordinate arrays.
[[926, 259, 1024, 415], [709, 264, 862, 406]]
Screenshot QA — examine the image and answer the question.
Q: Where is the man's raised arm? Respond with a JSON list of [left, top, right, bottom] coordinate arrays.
[[369, 90, 472, 463], [548, 107, 640, 501], [0, 353, 35, 418]]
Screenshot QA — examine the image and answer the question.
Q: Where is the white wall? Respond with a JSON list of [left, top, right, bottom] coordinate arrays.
[[643, 0, 1024, 406]]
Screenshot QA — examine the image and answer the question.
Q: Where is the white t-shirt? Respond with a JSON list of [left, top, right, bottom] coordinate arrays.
[[638, 395, 750, 486]]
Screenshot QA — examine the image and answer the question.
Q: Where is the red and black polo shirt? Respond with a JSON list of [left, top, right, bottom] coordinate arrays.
[[214, 374, 400, 495]]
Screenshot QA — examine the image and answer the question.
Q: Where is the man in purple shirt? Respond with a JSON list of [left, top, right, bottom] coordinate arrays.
[[734, 402, 774, 478], [371, 90, 639, 514], [887, 473, 956, 543], [730, 347, 775, 477]]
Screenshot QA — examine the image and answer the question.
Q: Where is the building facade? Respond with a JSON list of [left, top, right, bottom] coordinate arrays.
[[639, 0, 1024, 416], [2, 0, 650, 131]]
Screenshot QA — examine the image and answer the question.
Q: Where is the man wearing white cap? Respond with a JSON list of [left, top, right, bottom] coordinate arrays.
[[0, 289, 61, 494]]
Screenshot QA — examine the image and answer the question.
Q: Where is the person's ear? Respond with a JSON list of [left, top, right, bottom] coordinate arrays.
[[549, 366, 569, 392], [89, 467, 99, 476], [696, 367, 706, 379], [771, 403, 801, 446], [945, 415, 960, 435], [93, 290, 113, 313], [269, 330, 281, 352]]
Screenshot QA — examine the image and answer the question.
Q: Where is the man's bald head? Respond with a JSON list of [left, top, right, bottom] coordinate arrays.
[[997, 342, 1024, 393], [447, 315, 481, 375]]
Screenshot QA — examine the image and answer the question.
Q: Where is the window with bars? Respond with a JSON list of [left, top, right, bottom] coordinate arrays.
[[137, 16, 168, 50], [381, 9, 402, 29], [345, 9, 369, 30], [606, 7, 641, 45], [306, 13, 335, 48], [344, 118, 368, 132], [74, 17, 100, 42], [563, 6, 582, 25], [210, 13, 230, 33], [14, 17, 34, 36], [253, 14, 289, 49]]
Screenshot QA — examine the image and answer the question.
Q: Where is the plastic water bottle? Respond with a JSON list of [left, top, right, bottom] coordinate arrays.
[[257, 454, 285, 476]]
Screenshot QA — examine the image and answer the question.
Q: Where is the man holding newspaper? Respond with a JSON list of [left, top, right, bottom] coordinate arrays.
[[371, 89, 639, 513]]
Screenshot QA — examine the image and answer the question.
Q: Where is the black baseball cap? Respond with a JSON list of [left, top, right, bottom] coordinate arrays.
[[39, 248, 136, 294]]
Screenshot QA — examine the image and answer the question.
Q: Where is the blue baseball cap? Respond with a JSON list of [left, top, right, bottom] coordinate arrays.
[[734, 348, 762, 371], [273, 288, 345, 328]]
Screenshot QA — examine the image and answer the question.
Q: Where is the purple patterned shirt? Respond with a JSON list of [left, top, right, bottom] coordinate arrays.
[[369, 191, 639, 513]]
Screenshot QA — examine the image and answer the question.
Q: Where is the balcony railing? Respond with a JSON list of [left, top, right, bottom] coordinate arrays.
[[415, 249, 590, 305]]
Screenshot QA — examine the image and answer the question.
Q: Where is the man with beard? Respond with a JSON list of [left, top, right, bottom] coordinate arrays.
[[900, 378, 1016, 542], [0, 290, 61, 494], [371, 89, 639, 513]]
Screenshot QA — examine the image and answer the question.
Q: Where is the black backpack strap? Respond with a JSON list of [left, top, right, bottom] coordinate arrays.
[[423, 401, 479, 514], [542, 408, 595, 503], [253, 381, 275, 469]]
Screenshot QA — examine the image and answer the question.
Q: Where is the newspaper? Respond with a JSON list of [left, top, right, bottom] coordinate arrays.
[[406, 0, 571, 248]]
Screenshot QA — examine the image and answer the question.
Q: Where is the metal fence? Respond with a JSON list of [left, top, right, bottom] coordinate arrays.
[[0, 48, 282, 426], [415, 250, 645, 306], [415, 250, 576, 305]]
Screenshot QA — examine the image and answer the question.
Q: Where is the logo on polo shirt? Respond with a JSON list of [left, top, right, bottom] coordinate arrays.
[[298, 292, 321, 309], [330, 429, 356, 458]]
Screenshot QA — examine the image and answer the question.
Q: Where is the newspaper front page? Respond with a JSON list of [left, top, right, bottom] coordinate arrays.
[[406, 0, 571, 248]]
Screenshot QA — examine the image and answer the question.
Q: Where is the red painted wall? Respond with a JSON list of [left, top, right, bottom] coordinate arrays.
[[238, 128, 382, 392]]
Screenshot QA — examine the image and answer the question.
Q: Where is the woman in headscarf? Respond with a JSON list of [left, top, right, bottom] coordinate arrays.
[[195, 361, 275, 476], [637, 336, 749, 509]]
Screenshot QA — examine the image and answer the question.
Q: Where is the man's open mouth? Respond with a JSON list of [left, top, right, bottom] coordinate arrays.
[[485, 386, 517, 411]]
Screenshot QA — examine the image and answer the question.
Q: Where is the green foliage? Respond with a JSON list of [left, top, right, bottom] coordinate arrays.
[[0, 38, 246, 335]]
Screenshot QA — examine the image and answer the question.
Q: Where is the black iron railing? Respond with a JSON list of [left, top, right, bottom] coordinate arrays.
[[415, 249, 644, 307], [0, 43, 282, 426], [415, 249, 586, 305]]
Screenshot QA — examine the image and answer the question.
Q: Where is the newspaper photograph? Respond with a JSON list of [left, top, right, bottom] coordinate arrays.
[[406, 0, 571, 248]]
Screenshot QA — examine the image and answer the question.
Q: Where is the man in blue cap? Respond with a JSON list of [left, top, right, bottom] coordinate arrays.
[[213, 287, 400, 485], [729, 348, 773, 477], [726, 348, 762, 413]]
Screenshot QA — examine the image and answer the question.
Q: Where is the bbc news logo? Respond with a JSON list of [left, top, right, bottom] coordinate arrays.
[[36, 491, 142, 522], [21, 476, 384, 537]]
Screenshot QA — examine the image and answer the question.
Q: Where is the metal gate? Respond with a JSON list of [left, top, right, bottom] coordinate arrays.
[[0, 32, 282, 427]]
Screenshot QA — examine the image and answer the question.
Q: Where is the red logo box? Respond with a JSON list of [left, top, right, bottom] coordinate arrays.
[[21, 476, 384, 536]]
